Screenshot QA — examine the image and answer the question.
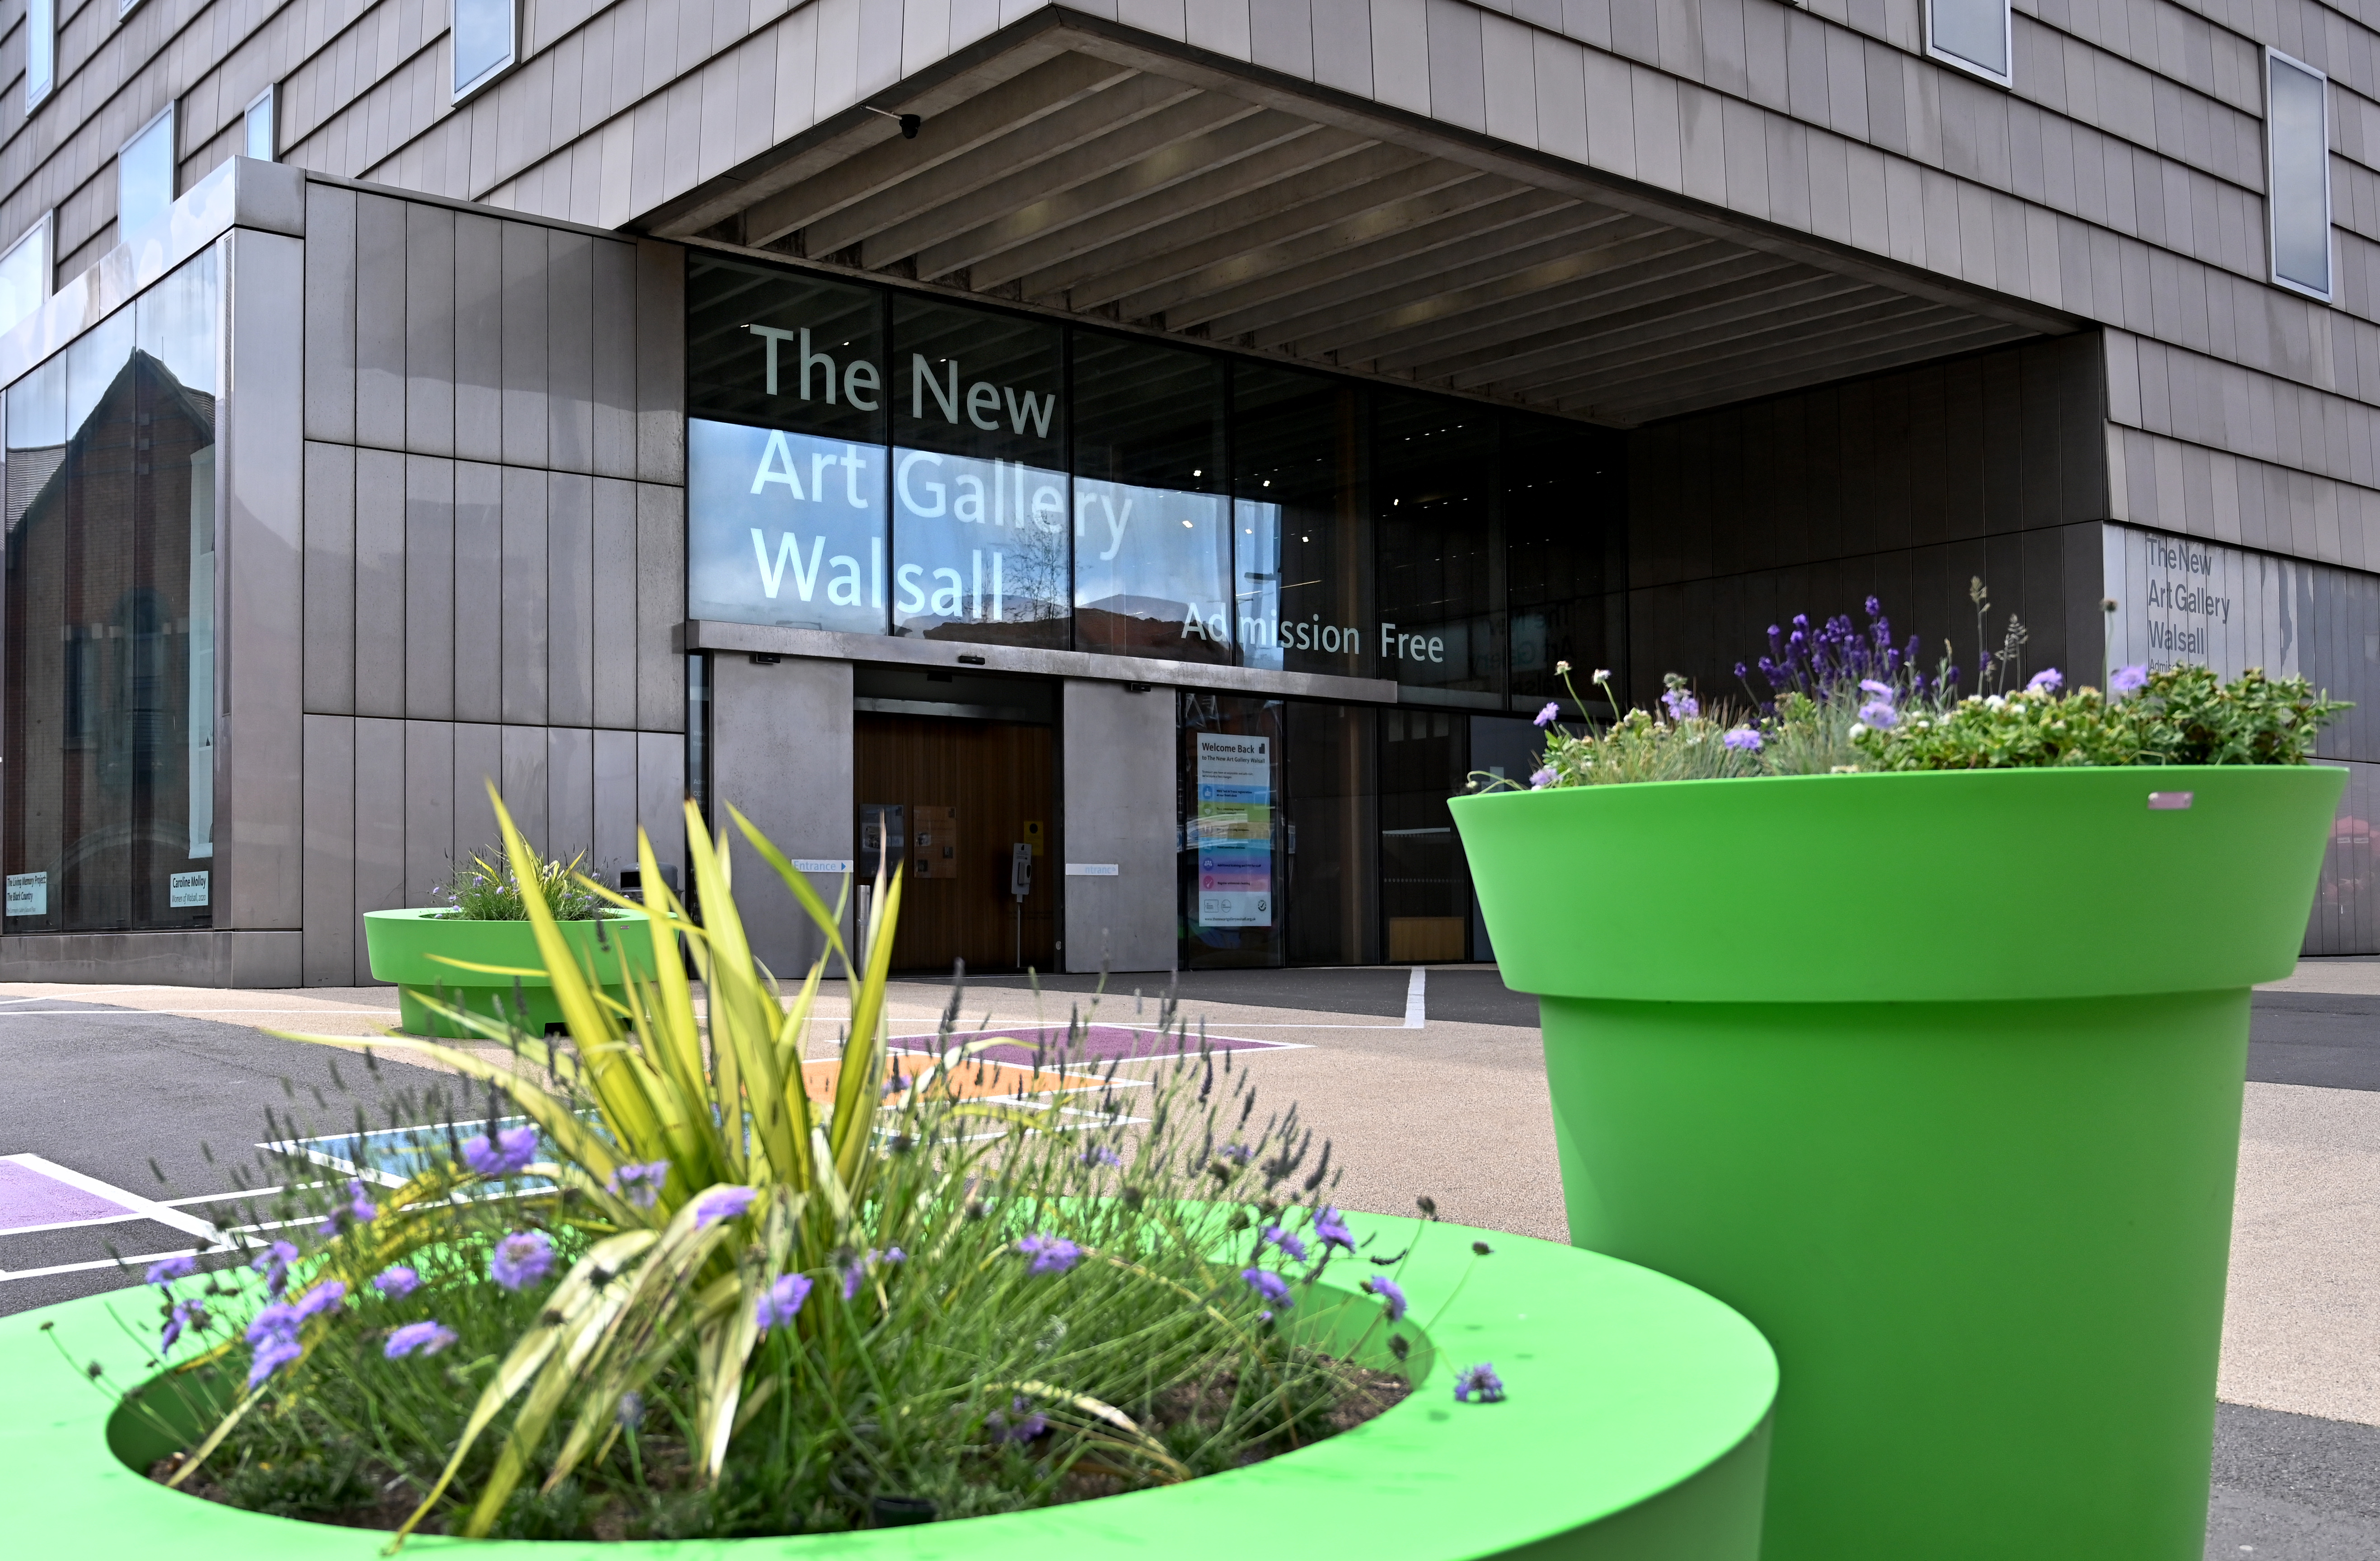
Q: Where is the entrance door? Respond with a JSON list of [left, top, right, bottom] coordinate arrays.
[[855, 713, 1055, 973]]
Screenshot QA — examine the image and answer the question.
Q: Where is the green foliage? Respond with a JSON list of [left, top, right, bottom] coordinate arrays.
[[436, 847, 612, 921], [132, 790, 1421, 1543]]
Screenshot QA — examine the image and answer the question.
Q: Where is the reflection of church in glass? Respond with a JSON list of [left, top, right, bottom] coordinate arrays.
[[4, 347, 216, 933]]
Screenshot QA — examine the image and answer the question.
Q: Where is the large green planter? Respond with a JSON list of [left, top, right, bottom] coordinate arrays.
[[2, 1215, 1775, 1559], [363, 908, 659, 1038], [1452, 765, 2344, 1561]]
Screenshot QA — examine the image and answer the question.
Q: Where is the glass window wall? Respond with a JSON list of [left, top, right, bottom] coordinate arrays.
[[1376, 394, 1501, 707], [1507, 415, 1626, 712], [1073, 336, 1229, 663], [1232, 364, 1370, 678], [4, 247, 218, 933]]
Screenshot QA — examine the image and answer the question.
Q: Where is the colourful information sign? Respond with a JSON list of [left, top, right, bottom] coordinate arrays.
[[1194, 733, 1272, 927]]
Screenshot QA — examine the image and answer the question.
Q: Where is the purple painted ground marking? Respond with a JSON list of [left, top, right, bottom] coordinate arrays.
[[895, 1024, 1290, 1066], [0, 1159, 133, 1230]]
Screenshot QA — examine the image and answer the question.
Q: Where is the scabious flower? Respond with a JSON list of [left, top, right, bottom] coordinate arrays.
[[1016, 1233, 1083, 1276], [251, 1239, 299, 1298], [607, 1160, 670, 1209], [2026, 668, 2064, 693], [841, 1262, 865, 1301], [1532, 701, 1560, 727], [1262, 1224, 1308, 1262], [489, 1229, 555, 1291], [384, 1320, 458, 1359], [1312, 1206, 1354, 1253], [145, 1254, 197, 1287], [247, 1334, 303, 1388], [988, 1394, 1048, 1443], [244, 1301, 305, 1386], [159, 1299, 206, 1352], [1857, 701, 1898, 729], [1528, 767, 1556, 790], [1454, 1363, 1507, 1403], [1660, 687, 1700, 720], [1722, 726, 1763, 752], [1858, 678, 1893, 697], [2111, 664, 2150, 696], [755, 1272, 813, 1332], [344, 1179, 379, 1222], [294, 1280, 347, 1319], [1080, 1145, 1123, 1168], [461, 1125, 539, 1177], [374, 1265, 421, 1299], [1242, 1267, 1293, 1308], [1363, 1275, 1408, 1321], [693, 1185, 758, 1228]]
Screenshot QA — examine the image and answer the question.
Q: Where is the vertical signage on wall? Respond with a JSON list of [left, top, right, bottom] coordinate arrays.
[[1194, 733, 1272, 927], [2101, 524, 2301, 678]]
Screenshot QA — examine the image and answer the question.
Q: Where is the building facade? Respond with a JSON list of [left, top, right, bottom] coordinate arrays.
[[0, 0, 2374, 979]]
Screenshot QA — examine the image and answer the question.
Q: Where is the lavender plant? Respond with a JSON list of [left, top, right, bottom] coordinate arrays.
[[88, 791, 1471, 1543], [435, 845, 612, 921]]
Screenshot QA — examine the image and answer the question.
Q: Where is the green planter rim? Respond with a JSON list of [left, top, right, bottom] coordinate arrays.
[[2, 1213, 1774, 1559]]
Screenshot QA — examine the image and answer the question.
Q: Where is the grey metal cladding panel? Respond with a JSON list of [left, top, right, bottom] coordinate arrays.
[[354, 717, 409, 919], [637, 731, 687, 875], [548, 231, 596, 473], [302, 715, 358, 986], [304, 184, 358, 446], [548, 471, 597, 728], [354, 447, 408, 720], [1250, 0, 1316, 80], [591, 241, 638, 479], [502, 223, 552, 469], [548, 724, 596, 869], [637, 482, 687, 733], [404, 720, 457, 905], [592, 477, 639, 728], [593, 727, 639, 878], [455, 214, 506, 464], [455, 723, 506, 856], [501, 724, 553, 849], [304, 442, 358, 717], [502, 466, 552, 726], [1426, 0, 1489, 133], [636, 240, 686, 485], [406, 456, 458, 721], [454, 462, 506, 724], [355, 195, 409, 451], [406, 203, 458, 458], [1311, 0, 1376, 96]]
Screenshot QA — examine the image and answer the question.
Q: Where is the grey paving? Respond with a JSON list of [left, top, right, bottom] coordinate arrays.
[[2207, 1403, 2380, 1559], [2248, 993, 2380, 1093]]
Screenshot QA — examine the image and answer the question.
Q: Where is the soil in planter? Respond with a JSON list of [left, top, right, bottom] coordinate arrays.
[[148, 1360, 1410, 1541]]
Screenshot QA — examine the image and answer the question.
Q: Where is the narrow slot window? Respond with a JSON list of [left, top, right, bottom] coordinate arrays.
[[451, 0, 518, 102], [243, 86, 276, 162], [2267, 49, 2333, 302], [117, 106, 176, 240], [25, 0, 53, 110], [1925, 0, 2012, 87], [0, 217, 50, 336]]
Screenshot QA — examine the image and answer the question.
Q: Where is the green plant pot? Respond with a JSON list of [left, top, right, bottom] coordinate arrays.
[[1452, 764, 2345, 1561], [4, 1215, 1775, 1559], [362, 908, 659, 1038]]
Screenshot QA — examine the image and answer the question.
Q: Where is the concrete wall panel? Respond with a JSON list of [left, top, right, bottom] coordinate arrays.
[[1060, 680, 1177, 974], [709, 655, 847, 972]]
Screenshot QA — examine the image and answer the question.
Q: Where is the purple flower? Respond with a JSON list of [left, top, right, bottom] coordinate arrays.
[[1722, 727, 1763, 753], [251, 1239, 299, 1298], [247, 1334, 303, 1388], [345, 1179, 379, 1222], [1856, 701, 1898, 729], [755, 1272, 813, 1332], [461, 1126, 539, 1177], [374, 1265, 421, 1299], [384, 1320, 458, 1359], [2111, 664, 2150, 696], [489, 1229, 555, 1291], [1242, 1267, 1293, 1308], [1312, 1207, 1354, 1253], [159, 1299, 206, 1353], [1080, 1145, 1123, 1168], [1262, 1224, 1308, 1262], [988, 1394, 1048, 1443], [244, 1303, 300, 1348], [1016, 1233, 1083, 1276], [607, 1160, 670, 1209], [295, 1280, 347, 1319], [1532, 701, 1560, 727], [1660, 687, 1700, 720], [692, 1185, 757, 1228], [1454, 1363, 1506, 1403], [1363, 1275, 1409, 1321], [1528, 767, 1556, 790], [145, 1254, 197, 1287], [2026, 668, 2064, 694], [1858, 679, 1893, 698], [841, 1262, 865, 1301], [1218, 1145, 1254, 1165]]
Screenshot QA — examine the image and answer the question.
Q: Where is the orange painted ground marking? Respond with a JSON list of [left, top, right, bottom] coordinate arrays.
[[794, 1053, 1095, 1104]]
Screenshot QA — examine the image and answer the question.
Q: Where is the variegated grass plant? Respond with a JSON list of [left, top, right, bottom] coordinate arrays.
[[118, 789, 1416, 1543]]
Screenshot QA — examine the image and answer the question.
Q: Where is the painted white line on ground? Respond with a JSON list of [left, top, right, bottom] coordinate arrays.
[[0, 1211, 150, 1238], [1404, 967, 1426, 1028], [1, 1154, 225, 1243]]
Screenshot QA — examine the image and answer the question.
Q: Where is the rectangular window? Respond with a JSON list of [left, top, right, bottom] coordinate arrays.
[[1925, 0, 2011, 86], [0, 217, 49, 337], [24, 0, 52, 111], [2268, 50, 2333, 302], [3, 248, 220, 932], [685, 257, 888, 636], [243, 87, 276, 162], [1505, 413, 1626, 715], [1232, 364, 1371, 678], [118, 106, 176, 239], [1072, 336, 1229, 664], [451, 0, 518, 101], [1375, 393, 1500, 708]]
